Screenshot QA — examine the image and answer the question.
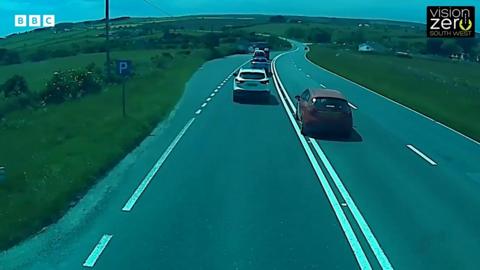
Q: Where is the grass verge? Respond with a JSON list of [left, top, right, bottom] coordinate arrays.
[[0, 49, 207, 250], [307, 45, 480, 141]]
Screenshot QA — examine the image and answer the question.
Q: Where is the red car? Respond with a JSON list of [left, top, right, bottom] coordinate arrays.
[[295, 88, 353, 137]]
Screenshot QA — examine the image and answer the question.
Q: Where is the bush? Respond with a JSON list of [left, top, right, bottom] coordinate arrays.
[[29, 48, 51, 62], [41, 68, 103, 104], [308, 28, 332, 43], [1, 75, 29, 98], [203, 33, 220, 48], [50, 48, 77, 58], [269, 15, 287, 23], [177, 50, 191, 56], [0, 49, 21, 65], [286, 27, 306, 39], [206, 48, 223, 60], [151, 53, 175, 69]]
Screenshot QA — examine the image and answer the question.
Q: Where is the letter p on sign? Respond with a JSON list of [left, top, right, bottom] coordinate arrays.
[[116, 60, 132, 77]]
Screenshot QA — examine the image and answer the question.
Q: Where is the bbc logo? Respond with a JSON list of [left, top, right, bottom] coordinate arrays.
[[15, 15, 55, 27]]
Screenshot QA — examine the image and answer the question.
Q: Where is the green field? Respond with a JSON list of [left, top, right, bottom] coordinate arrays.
[[307, 45, 480, 141]]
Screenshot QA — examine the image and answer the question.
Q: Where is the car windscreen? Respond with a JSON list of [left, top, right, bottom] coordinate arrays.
[[313, 98, 350, 112], [253, 58, 267, 62], [240, 72, 265, 80]]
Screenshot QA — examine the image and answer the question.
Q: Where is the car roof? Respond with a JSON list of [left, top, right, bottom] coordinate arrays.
[[308, 88, 347, 100], [239, 68, 266, 74]]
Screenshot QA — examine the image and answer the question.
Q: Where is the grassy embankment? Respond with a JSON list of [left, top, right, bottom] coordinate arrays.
[[0, 48, 207, 250]]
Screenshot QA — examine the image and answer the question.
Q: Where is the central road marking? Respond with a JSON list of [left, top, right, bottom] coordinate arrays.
[[406, 144, 437, 166], [122, 118, 196, 212], [195, 109, 202, 115], [320, 83, 326, 88], [272, 50, 393, 270], [206, 97, 211, 102], [201, 102, 207, 108], [83, 234, 113, 268], [272, 55, 371, 270], [210, 93, 215, 97], [348, 102, 358, 110]]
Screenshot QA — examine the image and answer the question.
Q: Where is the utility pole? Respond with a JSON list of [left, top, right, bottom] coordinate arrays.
[[105, 0, 111, 81]]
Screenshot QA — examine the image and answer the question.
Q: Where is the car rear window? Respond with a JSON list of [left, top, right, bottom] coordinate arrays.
[[254, 51, 266, 57], [240, 72, 265, 80], [313, 98, 349, 112], [254, 58, 267, 62]]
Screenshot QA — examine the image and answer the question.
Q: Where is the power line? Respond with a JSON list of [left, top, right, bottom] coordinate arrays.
[[142, 0, 173, 18]]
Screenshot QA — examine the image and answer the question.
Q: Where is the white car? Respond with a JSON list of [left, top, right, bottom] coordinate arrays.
[[233, 68, 270, 102]]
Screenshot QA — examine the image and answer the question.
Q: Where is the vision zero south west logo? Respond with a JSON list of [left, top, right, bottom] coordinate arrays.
[[427, 6, 475, 38]]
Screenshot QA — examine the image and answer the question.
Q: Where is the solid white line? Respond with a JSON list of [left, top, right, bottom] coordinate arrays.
[[206, 98, 212, 102], [122, 118, 196, 211], [83, 234, 113, 268], [320, 83, 326, 88], [195, 109, 202, 115], [406, 145, 437, 166], [271, 55, 372, 270], [348, 102, 358, 110], [273, 51, 393, 269], [302, 45, 479, 145], [201, 102, 207, 108], [310, 140, 393, 269]]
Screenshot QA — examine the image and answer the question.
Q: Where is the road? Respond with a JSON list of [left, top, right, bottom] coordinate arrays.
[[1, 42, 480, 270]]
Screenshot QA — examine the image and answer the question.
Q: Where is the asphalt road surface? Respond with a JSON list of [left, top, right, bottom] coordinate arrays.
[[1, 41, 480, 270]]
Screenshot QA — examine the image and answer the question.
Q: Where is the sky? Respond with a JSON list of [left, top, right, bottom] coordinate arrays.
[[0, 0, 478, 37]]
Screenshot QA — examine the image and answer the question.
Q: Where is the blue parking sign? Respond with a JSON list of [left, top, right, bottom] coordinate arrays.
[[116, 60, 132, 76]]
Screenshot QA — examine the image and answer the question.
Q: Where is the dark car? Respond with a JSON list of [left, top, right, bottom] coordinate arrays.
[[295, 88, 353, 137], [251, 57, 271, 75]]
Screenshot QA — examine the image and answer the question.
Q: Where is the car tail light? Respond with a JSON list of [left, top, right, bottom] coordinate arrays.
[[260, 79, 269, 84], [235, 78, 244, 84]]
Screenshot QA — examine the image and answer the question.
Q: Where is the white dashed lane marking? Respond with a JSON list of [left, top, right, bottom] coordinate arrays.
[[195, 109, 202, 115], [201, 103, 207, 108], [406, 145, 437, 166], [122, 118, 196, 211], [83, 234, 113, 268]]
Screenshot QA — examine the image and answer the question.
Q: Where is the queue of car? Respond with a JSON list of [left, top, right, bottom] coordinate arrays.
[[232, 46, 354, 138], [232, 48, 272, 102]]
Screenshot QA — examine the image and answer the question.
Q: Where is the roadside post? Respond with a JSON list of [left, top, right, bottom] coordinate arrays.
[[115, 60, 132, 118], [0, 166, 5, 183]]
